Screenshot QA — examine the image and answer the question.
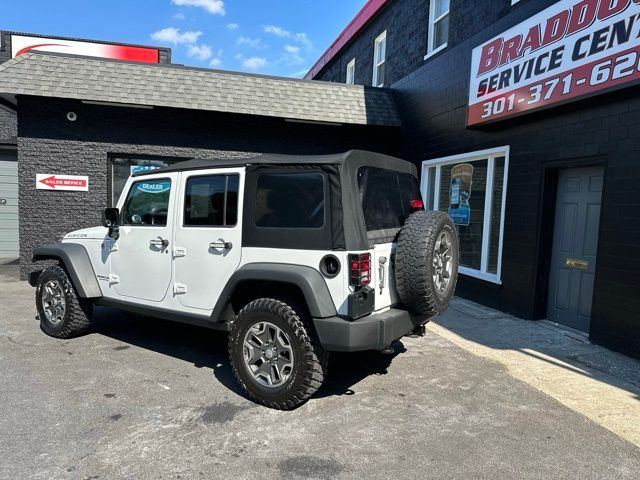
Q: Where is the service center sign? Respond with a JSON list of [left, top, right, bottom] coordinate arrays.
[[11, 35, 160, 63], [36, 174, 89, 192], [468, 0, 640, 125]]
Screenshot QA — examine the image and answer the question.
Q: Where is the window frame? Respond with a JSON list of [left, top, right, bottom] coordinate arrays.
[[181, 173, 240, 229], [425, 0, 450, 59], [421, 146, 510, 284], [120, 177, 173, 227], [346, 57, 356, 85], [372, 31, 387, 87], [108, 154, 185, 207]]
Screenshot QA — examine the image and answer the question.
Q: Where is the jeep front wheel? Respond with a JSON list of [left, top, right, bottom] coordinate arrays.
[[228, 298, 328, 410], [35, 265, 94, 338]]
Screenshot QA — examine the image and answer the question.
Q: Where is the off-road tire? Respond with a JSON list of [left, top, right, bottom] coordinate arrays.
[[395, 210, 459, 316], [228, 298, 328, 410], [35, 265, 94, 338]]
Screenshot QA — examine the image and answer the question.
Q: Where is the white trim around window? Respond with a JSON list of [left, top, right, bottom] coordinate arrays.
[[421, 146, 510, 284], [346, 57, 356, 85], [425, 0, 449, 59], [372, 31, 387, 87]]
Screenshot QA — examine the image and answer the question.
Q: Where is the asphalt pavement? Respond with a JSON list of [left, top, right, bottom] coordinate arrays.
[[1, 273, 639, 479]]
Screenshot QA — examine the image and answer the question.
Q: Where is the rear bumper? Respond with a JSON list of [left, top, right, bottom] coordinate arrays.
[[312, 308, 430, 352]]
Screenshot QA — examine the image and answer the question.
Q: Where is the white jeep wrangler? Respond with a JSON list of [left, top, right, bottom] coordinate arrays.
[[31, 150, 459, 409]]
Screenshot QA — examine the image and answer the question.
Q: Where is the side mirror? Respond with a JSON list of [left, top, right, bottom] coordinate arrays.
[[102, 208, 120, 240], [102, 207, 120, 228]]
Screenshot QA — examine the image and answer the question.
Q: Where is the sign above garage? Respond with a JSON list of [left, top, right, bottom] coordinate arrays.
[[36, 174, 89, 192], [468, 0, 640, 126], [11, 35, 160, 63]]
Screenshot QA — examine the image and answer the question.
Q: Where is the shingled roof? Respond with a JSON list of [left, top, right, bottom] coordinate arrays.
[[0, 52, 401, 127]]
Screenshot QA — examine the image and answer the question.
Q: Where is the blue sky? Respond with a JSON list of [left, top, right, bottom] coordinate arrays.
[[2, 0, 366, 77]]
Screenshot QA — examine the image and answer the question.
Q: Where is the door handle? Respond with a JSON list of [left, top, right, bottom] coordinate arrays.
[[209, 241, 233, 251], [150, 237, 169, 247]]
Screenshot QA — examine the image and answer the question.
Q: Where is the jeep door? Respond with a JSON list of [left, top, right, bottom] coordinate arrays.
[[110, 174, 177, 302], [173, 168, 243, 311]]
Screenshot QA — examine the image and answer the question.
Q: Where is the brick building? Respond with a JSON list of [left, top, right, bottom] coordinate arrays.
[[307, 0, 640, 357]]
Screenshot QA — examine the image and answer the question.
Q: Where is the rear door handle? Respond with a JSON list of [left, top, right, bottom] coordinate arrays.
[[150, 237, 169, 247], [209, 241, 232, 251]]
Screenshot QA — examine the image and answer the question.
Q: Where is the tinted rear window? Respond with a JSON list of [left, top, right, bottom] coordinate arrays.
[[255, 173, 325, 228], [358, 167, 422, 231]]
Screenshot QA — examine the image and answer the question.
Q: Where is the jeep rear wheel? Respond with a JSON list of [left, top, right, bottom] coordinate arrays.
[[35, 265, 94, 338], [228, 298, 328, 410], [395, 210, 459, 316]]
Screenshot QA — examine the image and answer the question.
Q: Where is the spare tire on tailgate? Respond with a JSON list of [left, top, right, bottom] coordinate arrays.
[[395, 210, 459, 316]]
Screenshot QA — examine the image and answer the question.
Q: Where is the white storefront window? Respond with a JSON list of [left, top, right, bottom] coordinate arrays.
[[421, 146, 510, 284]]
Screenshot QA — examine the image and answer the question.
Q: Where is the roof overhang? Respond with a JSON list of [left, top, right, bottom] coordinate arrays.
[[0, 52, 401, 128]]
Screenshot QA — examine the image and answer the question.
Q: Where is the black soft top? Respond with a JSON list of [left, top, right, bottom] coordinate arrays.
[[132, 150, 417, 177]]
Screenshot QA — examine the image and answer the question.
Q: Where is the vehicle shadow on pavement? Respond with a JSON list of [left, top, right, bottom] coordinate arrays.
[[92, 307, 404, 401]]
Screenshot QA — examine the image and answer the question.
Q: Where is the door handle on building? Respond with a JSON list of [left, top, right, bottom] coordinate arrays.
[[150, 237, 169, 248], [209, 240, 232, 251]]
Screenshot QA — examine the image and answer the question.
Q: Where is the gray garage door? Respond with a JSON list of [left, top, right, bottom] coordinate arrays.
[[547, 166, 603, 332], [0, 149, 18, 262]]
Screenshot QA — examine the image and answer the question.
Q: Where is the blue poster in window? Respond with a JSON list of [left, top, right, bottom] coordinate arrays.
[[448, 163, 473, 226], [130, 165, 161, 175]]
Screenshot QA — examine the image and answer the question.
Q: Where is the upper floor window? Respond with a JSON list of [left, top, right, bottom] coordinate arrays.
[[346, 58, 356, 85], [372, 31, 387, 87], [427, 0, 449, 57]]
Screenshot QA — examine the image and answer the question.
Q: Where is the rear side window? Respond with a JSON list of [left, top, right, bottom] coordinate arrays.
[[122, 179, 171, 226], [358, 167, 422, 231], [184, 174, 239, 227], [255, 173, 325, 228]]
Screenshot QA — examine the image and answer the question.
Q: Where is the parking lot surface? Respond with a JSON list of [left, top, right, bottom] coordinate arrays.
[[1, 274, 640, 479]]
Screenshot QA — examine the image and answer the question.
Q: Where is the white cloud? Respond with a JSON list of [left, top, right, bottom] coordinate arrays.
[[284, 45, 300, 54], [242, 56, 267, 70], [237, 37, 266, 49], [209, 57, 222, 67], [227, 23, 239, 31], [187, 43, 213, 61], [171, 0, 225, 15], [264, 25, 290, 37], [173, 12, 186, 20], [263, 25, 312, 50], [151, 27, 202, 45]]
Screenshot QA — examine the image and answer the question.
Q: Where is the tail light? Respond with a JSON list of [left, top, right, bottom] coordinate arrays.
[[410, 199, 424, 210], [349, 253, 371, 286]]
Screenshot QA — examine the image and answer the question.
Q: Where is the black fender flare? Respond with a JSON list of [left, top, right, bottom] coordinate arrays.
[[211, 263, 337, 321], [32, 243, 102, 298]]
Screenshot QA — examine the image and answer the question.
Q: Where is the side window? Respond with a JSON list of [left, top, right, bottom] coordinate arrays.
[[358, 167, 421, 231], [428, 0, 449, 56], [255, 173, 325, 228], [184, 174, 239, 227], [122, 179, 171, 226], [373, 31, 387, 87], [346, 58, 356, 85]]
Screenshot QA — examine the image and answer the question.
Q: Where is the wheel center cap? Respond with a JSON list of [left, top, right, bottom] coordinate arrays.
[[265, 349, 275, 359]]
